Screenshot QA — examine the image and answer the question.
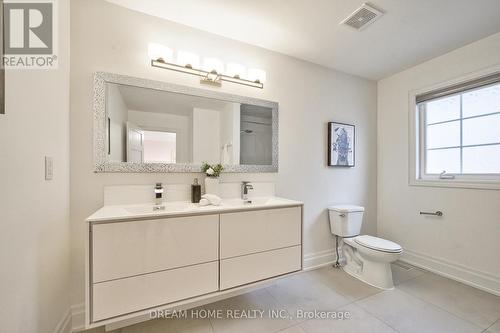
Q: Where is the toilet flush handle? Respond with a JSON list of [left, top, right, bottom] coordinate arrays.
[[339, 213, 346, 217]]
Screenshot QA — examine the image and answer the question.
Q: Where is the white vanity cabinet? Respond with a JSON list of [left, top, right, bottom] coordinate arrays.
[[86, 201, 303, 327], [220, 207, 302, 289], [92, 215, 219, 283], [90, 215, 220, 321]]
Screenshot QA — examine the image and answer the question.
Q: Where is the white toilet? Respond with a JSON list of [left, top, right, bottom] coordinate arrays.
[[328, 205, 402, 290]]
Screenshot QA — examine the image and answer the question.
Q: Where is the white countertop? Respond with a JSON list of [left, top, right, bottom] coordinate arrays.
[[86, 196, 303, 222]]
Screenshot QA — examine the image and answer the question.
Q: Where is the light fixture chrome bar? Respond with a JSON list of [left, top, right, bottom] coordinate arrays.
[[151, 59, 263, 89], [220, 74, 263, 89], [151, 59, 205, 76]]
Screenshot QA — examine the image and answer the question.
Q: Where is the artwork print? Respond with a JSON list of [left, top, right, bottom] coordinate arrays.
[[328, 122, 355, 167]]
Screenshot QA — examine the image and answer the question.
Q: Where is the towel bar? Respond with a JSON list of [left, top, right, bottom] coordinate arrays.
[[419, 211, 443, 217]]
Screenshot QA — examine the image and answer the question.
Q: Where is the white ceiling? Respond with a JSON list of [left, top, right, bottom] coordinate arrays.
[[106, 0, 500, 80], [116, 83, 233, 116]]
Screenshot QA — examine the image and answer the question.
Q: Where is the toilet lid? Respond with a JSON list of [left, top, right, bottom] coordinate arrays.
[[328, 205, 364, 213], [354, 235, 402, 253]]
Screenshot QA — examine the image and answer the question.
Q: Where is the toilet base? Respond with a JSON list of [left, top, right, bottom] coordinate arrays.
[[342, 260, 395, 290], [341, 239, 399, 290]]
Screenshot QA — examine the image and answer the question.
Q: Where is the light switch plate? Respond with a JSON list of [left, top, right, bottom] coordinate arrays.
[[45, 156, 53, 180]]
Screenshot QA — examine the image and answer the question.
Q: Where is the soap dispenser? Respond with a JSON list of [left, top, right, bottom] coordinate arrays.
[[191, 178, 201, 203]]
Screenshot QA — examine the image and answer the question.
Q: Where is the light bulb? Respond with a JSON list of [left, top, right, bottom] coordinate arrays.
[[226, 63, 246, 79], [203, 57, 224, 74], [177, 51, 200, 69], [147, 43, 173, 62], [247, 68, 267, 83]]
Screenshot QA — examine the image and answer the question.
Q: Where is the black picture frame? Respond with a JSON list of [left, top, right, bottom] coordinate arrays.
[[328, 122, 355, 167]]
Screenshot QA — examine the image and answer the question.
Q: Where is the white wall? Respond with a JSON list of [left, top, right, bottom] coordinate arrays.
[[378, 31, 500, 293], [0, 0, 71, 332], [70, 0, 377, 316], [192, 107, 221, 164]]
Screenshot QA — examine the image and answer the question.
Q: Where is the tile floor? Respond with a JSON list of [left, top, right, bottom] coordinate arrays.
[[85, 262, 500, 333]]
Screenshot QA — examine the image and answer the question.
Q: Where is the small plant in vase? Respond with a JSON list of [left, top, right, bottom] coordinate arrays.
[[201, 162, 224, 178], [201, 162, 224, 195]]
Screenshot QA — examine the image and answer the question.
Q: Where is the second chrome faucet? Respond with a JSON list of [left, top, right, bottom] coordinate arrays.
[[241, 181, 254, 203]]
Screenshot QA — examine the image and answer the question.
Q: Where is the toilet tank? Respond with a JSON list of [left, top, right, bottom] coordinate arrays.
[[328, 205, 365, 237]]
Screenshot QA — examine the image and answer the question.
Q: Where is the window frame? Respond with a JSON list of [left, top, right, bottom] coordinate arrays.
[[409, 67, 500, 190]]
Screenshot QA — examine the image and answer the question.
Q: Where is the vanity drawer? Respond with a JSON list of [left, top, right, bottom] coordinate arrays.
[[220, 207, 301, 259], [92, 261, 218, 321], [220, 245, 301, 290], [92, 215, 219, 283]]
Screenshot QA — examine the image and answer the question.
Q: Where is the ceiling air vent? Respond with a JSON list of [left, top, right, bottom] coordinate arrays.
[[341, 3, 384, 31]]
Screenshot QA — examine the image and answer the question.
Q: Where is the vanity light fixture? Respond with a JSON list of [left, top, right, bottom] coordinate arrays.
[[247, 68, 267, 85], [203, 57, 224, 74], [177, 50, 200, 69], [226, 62, 246, 79], [148, 43, 173, 63], [201, 57, 225, 86], [148, 43, 265, 89]]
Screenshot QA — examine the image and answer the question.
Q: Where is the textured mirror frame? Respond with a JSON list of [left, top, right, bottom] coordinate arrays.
[[93, 72, 279, 173]]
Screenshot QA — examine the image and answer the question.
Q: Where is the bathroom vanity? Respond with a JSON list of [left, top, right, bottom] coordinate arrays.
[[86, 72, 291, 328], [85, 197, 303, 327]]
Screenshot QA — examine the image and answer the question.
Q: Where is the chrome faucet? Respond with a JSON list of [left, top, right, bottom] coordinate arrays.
[[154, 183, 165, 210], [241, 181, 254, 203]]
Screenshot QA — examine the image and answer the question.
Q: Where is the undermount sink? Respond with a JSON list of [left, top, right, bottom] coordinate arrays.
[[124, 202, 194, 215], [222, 197, 279, 207]]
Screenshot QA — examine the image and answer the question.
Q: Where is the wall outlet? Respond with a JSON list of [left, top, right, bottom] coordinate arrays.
[[45, 156, 53, 180]]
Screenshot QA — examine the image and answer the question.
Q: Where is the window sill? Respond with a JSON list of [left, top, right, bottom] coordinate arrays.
[[409, 178, 500, 190]]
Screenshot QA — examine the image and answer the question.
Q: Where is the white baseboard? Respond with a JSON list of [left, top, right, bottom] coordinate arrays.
[[53, 308, 72, 333], [304, 248, 500, 296], [70, 303, 85, 332], [303, 249, 337, 271], [401, 249, 500, 296]]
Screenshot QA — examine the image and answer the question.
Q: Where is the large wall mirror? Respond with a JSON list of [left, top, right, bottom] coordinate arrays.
[[93, 72, 278, 172]]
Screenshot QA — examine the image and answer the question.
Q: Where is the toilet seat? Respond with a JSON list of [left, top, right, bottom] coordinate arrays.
[[354, 235, 402, 253]]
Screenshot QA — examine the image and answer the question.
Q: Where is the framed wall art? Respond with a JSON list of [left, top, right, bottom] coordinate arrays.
[[328, 122, 355, 167]]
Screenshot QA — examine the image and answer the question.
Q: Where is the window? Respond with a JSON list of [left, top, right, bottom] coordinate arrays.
[[414, 72, 500, 186]]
